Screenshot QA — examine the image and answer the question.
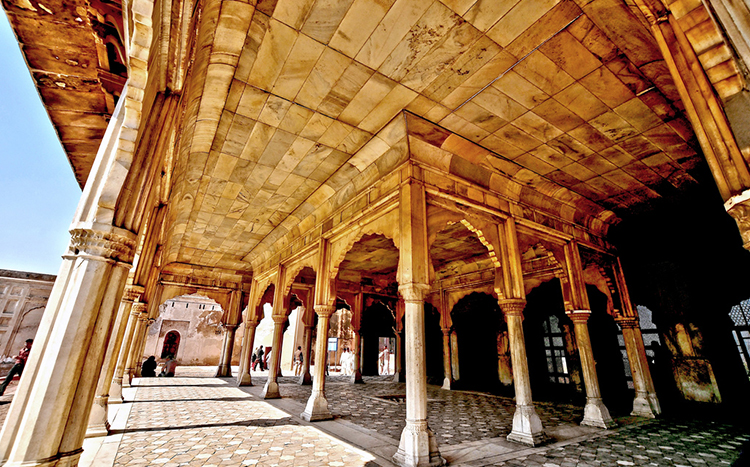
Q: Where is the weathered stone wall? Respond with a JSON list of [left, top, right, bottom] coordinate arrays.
[[0, 269, 55, 359], [142, 294, 245, 366]]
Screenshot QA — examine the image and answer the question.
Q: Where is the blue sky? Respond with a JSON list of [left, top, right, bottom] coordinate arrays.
[[0, 13, 82, 275]]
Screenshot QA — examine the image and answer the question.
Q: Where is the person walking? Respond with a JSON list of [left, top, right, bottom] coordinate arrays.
[[293, 346, 303, 376], [252, 346, 264, 371], [0, 339, 33, 396]]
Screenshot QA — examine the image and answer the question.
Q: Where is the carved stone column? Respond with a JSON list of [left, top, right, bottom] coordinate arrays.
[[449, 330, 460, 382], [237, 319, 259, 386], [301, 305, 334, 421], [500, 299, 546, 446], [299, 323, 314, 385], [123, 311, 146, 386], [393, 284, 443, 467], [217, 324, 239, 377], [0, 227, 135, 467], [261, 316, 287, 399], [566, 310, 615, 429], [110, 300, 143, 403], [132, 315, 153, 379], [441, 328, 452, 390], [87, 286, 144, 437], [350, 329, 364, 384], [618, 317, 661, 417]]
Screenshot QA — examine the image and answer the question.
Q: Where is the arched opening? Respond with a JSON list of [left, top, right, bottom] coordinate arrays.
[[424, 302, 444, 384], [360, 299, 396, 376], [524, 280, 581, 403], [588, 284, 630, 414], [161, 330, 181, 358], [451, 292, 504, 391]]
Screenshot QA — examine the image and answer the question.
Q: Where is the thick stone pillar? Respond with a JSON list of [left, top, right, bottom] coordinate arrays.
[[350, 329, 364, 384], [449, 330, 459, 382], [237, 319, 259, 386], [301, 305, 334, 421], [261, 316, 286, 399], [131, 314, 151, 379], [567, 311, 615, 428], [87, 287, 144, 437], [500, 299, 546, 445], [299, 323, 314, 385], [110, 301, 142, 403], [216, 324, 238, 377], [0, 227, 136, 467], [123, 312, 146, 387], [393, 285, 443, 467], [618, 317, 661, 417], [393, 178, 443, 467], [393, 329, 405, 382], [441, 328, 452, 390]]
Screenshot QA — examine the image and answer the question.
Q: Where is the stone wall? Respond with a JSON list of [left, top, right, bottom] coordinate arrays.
[[0, 269, 55, 360]]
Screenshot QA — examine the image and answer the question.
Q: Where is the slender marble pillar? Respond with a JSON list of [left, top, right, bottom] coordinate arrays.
[[441, 328, 452, 389], [299, 323, 314, 385], [123, 313, 146, 387], [87, 291, 143, 437], [350, 329, 364, 384], [567, 310, 615, 428], [500, 299, 546, 446], [619, 318, 661, 417], [261, 317, 286, 399], [110, 302, 142, 403], [449, 330, 460, 382], [217, 324, 238, 377], [237, 320, 259, 386], [301, 305, 334, 421], [393, 284, 444, 467], [0, 227, 135, 467]]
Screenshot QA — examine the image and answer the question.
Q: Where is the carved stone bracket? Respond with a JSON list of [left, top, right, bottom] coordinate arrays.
[[398, 283, 430, 303], [498, 298, 527, 318], [131, 302, 148, 315], [123, 285, 145, 303], [70, 228, 137, 263], [314, 304, 335, 318], [566, 309, 592, 324], [726, 192, 750, 250]]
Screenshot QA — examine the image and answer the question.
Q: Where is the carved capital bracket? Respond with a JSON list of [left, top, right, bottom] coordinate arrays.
[[131, 301, 148, 315], [726, 192, 750, 250], [498, 298, 527, 318], [566, 309, 592, 324], [272, 315, 288, 325], [70, 228, 137, 263], [615, 316, 641, 329], [314, 304, 335, 318], [398, 283, 430, 303], [123, 285, 146, 303]]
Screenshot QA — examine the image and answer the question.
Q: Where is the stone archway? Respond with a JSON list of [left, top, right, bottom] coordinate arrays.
[[360, 300, 397, 376], [160, 330, 181, 358], [451, 292, 504, 391]]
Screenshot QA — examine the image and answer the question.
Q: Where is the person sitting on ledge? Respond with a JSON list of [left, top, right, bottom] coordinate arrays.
[[159, 355, 178, 377], [141, 356, 157, 377]]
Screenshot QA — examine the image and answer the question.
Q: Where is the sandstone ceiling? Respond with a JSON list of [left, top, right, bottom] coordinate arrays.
[[5, 0, 709, 274]]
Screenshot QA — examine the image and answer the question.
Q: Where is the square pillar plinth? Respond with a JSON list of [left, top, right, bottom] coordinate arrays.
[[393, 421, 444, 467]]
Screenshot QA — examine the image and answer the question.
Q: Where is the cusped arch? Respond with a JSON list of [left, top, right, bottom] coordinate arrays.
[[329, 225, 399, 282], [282, 256, 317, 297]]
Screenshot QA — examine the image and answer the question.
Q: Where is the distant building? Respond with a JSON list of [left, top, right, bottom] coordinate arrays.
[[0, 270, 55, 360]]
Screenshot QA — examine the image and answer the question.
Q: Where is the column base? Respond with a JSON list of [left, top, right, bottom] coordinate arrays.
[[393, 421, 444, 467], [216, 365, 232, 378], [300, 390, 332, 421], [3, 448, 84, 467], [393, 371, 406, 383], [581, 397, 616, 429], [237, 372, 253, 386], [298, 371, 312, 385], [86, 395, 111, 438], [507, 404, 547, 446], [440, 378, 453, 390], [631, 391, 656, 418], [350, 370, 364, 384], [110, 378, 124, 404], [647, 392, 662, 416], [260, 380, 280, 399]]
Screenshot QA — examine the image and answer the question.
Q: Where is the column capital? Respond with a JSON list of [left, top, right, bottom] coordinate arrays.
[[398, 283, 430, 302], [272, 315, 287, 325], [314, 304, 335, 318], [69, 227, 137, 264], [615, 316, 640, 329], [566, 309, 592, 323], [726, 193, 750, 250], [131, 302, 147, 315], [498, 298, 526, 317], [122, 285, 145, 303], [222, 323, 240, 330]]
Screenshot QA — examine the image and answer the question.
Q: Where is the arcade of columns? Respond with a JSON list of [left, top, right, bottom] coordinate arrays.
[[10, 0, 750, 464]]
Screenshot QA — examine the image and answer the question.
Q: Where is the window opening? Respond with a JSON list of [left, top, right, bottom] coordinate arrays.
[[542, 315, 569, 384], [730, 299, 750, 377]]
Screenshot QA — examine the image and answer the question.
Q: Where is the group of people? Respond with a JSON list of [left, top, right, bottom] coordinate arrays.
[[339, 347, 355, 375], [140, 355, 178, 377]]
